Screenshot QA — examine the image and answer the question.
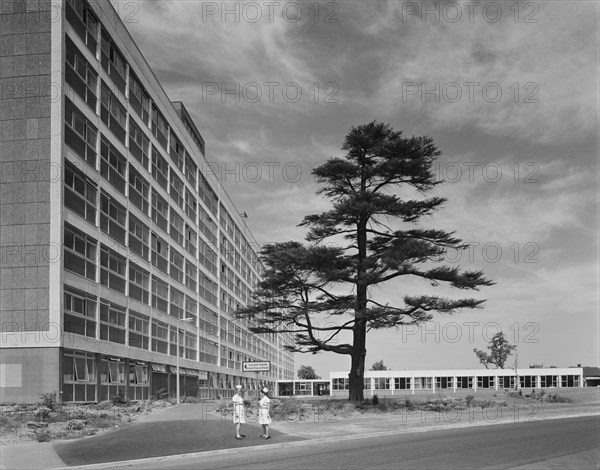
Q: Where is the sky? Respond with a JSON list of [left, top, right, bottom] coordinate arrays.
[[122, 1, 599, 377]]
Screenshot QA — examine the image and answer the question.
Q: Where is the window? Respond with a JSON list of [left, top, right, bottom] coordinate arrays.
[[151, 232, 169, 274], [151, 275, 169, 313], [129, 363, 149, 384], [540, 375, 557, 387], [169, 131, 185, 171], [100, 244, 127, 294], [185, 294, 197, 322], [152, 148, 169, 190], [65, 0, 98, 54], [128, 214, 149, 261], [180, 113, 205, 155], [128, 119, 150, 169], [394, 377, 411, 390], [185, 224, 197, 258], [100, 191, 126, 244], [199, 339, 218, 365], [456, 377, 473, 389], [198, 173, 218, 216], [64, 286, 96, 338], [199, 305, 218, 337], [63, 350, 96, 401], [99, 300, 126, 344], [170, 287, 184, 319], [64, 161, 97, 224], [100, 81, 127, 143], [520, 375, 535, 388], [129, 262, 150, 304], [170, 171, 184, 209], [477, 376, 495, 389], [169, 248, 184, 285], [151, 189, 169, 232], [185, 260, 197, 292], [184, 332, 197, 360], [199, 274, 218, 305], [151, 105, 168, 149], [332, 378, 350, 391], [151, 319, 169, 354], [100, 359, 126, 384], [100, 135, 126, 193], [436, 377, 453, 389], [128, 166, 149, 215], [64, 222, 97, 280], [65, 98, 97, 166], [65, 36, 97, 110], [414, 377, 432, 389], [498, 376, 515, 389], [128, 71, 150, 124], [373, 378, 390, 390], [170, 210, 185, 247], [198, 239, 217, 276], [185, 154, 197, 188], [100, 28, 126, 93], [129, 310, 149, 350], [199, 205, 218, 244], [184, 187, 196, 222], [561, 375, 580, 387]]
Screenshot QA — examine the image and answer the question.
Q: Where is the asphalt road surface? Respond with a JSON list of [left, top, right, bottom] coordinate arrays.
[[130, 415, 599, 470]]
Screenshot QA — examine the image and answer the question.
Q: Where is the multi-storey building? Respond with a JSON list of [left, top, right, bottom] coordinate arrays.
[[0, 0, 294, 403]]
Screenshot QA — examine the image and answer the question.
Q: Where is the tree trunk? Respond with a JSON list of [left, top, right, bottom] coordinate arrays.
[[348, 319, 367, 402]]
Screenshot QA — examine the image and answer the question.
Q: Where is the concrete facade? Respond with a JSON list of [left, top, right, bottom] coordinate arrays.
[[0, 0, 294, 403]]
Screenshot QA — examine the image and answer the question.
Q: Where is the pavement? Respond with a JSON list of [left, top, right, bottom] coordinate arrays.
[[1, 401, 599, 470]]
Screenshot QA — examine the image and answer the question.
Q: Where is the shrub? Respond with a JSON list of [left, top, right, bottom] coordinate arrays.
[[272, 398, 306, 421], [372, 395, 379, 406], [39, 392, 58, 411], [111, 391, 129, 406], [34, 406, 51, 421], [35, 429, 51, 442], [66, 419, 86, 431], [465, 395, 475, 407]]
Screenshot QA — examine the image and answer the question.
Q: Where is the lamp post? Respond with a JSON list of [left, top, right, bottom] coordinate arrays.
[[176, 317, 193, 405]]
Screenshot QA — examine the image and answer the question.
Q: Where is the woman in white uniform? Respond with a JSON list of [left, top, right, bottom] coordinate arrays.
[[258, 387, 272, 439], [232, 384, 246, 439]]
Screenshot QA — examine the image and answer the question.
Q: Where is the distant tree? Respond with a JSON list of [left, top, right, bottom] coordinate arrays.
[[529, 363, 543, 368], [473, 331, 517, 369], [237, 121, 494, 402], [370, 360, 388, 371], [297, 365, 321, 380]]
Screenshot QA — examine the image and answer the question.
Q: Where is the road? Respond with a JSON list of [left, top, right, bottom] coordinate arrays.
[[127, 415, 599, 470]]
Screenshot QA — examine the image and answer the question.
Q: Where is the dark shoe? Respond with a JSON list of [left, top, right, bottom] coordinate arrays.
[[235, 436, 245, 440], [264, 436, 271, 439]]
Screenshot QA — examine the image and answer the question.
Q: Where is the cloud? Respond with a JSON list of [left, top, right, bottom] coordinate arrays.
[[122, 0, 599, 371]]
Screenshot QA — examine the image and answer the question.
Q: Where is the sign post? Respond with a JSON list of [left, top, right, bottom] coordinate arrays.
[[243, 361, 271, 400]]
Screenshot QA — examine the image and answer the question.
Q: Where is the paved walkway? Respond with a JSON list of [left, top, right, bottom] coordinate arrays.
[[1, 401, 598, 469]]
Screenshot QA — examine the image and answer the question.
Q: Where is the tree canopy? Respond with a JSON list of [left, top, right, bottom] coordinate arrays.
[[473, 331, 517, 369], [237, 121, 494, 401], [297, 365, 321, 379], [370, 360, 388, 371]]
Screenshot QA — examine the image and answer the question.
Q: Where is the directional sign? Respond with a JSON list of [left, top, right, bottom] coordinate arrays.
[[242, 361, 271, 372]]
